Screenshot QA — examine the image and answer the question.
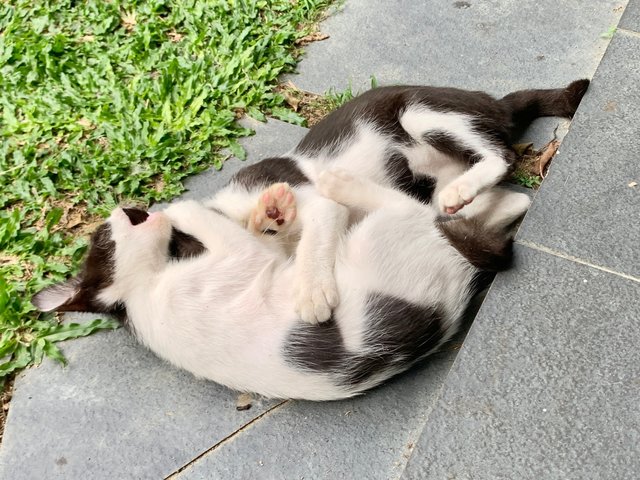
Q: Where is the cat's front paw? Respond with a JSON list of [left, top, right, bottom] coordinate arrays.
[[295, 274, 339, 324], [438, 180, 477, 215], [317, 169, 357, 204], [249, 183, 297, 234]]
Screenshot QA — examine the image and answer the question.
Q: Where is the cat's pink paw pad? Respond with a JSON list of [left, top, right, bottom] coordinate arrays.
[[438, 181, 476, 215], [250, 183, 297, 233]]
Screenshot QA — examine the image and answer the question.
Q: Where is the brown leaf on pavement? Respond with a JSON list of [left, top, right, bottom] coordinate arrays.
[[538, 139, 560, 178], [295, 32, 329, 46]]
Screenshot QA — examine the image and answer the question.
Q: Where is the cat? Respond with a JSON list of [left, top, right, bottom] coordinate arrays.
[[203, 79, 590, 322], [33, 169, 527, 400], [32, 79, 589, 400]]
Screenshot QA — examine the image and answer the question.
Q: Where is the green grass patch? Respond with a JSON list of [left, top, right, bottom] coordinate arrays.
[[0, 0, 333, 382], [511, 168, 542, 189]]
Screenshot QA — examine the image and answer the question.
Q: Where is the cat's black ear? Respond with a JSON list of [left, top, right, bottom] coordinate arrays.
[[32, 277, 83, 312]]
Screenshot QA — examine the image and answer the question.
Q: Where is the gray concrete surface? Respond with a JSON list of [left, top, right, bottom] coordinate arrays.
[[0, 315, 281, 479], [620, 0, 640, 30], [402, 246, 640, 479], [175, 353, 456, 480], [1, 1, 636, 479], [291, 0, 622, 96]]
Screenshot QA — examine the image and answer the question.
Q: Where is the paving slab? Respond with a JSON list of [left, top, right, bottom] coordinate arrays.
[[401, 245, 640, 480], [517, 31, 640, 279], [0, 315, 281, 480], [292, 0, 624, 96], [175, 352, 457, 480], [619, 0, 640, 30]]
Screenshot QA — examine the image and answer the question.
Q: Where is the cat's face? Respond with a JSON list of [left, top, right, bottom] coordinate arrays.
[[32, 207, 204, 316]]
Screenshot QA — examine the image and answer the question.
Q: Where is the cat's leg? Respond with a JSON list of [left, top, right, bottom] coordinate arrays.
[[436, 150, 511, 215], [248, 183, 297, 234], [317, 168, 435, 217], [399, 108, 512, 215], [293, 186, 349, 324]]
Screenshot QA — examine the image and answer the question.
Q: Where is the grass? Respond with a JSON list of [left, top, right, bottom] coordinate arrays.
[[0, 0, 333, 385], [511, 168, 541, 189], [278, 75, 377, 126]]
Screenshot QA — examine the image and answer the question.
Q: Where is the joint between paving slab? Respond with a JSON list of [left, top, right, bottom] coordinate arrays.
[[164, 400, 290, 479], [617, 27, 640, 37], [516, 239, 640, 283]]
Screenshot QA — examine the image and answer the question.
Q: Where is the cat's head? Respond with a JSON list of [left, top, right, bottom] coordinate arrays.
[[32, 207, 205, 317]]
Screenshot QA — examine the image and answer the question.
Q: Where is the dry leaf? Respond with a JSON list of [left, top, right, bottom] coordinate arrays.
[[80, 35, 95, 43], [167, 31, 183, 42], [538, 139, 560, 178], [295, 32, 329, 46], [65, 210, 85, 230], [282, 90, 301, 111], [235, 393, 253, 411], [121, 11, 137, 31], [77, 118, 94, 129]]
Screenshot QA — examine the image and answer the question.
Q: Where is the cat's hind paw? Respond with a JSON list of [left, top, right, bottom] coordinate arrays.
[[249, 183, 297, 234], [438, 180, 477, 215]]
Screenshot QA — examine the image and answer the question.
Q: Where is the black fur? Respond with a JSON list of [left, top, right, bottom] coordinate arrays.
[[384, 151, 436, 204], [284, 294, 445, 386], [169, 229, 206, 259], [32, 223, 127, 320], [231, 156, 310, 190]]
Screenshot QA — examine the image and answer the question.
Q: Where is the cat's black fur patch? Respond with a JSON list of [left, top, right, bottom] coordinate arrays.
[[122, 207, 148, 226], [43, 223, 127, 321], [231, 156, 310, 190], [437, 217, 514, 273], [169, 228, 206, 259], [284, 293, 445, 386], [423, 130, 480, 163], [385, 151, 436, 204]]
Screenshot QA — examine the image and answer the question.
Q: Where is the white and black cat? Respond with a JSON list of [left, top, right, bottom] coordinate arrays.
[[32, 80, 589, 400], [33, 171, 524, 400]]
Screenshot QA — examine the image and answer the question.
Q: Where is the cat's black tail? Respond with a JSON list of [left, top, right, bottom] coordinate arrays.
[[500, 79, 590, 137]]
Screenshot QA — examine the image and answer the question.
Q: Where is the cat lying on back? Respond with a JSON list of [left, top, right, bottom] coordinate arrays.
[[33, 169, 528, 400], [205, 79, 590, 322], [32, 80, 589, 399]]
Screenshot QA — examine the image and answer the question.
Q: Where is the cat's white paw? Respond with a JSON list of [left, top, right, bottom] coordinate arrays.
[[295, 274, 339, 324], [317, 169, 357, 203], [249, 183, 297, 233], [438, 180, 477, 215]]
